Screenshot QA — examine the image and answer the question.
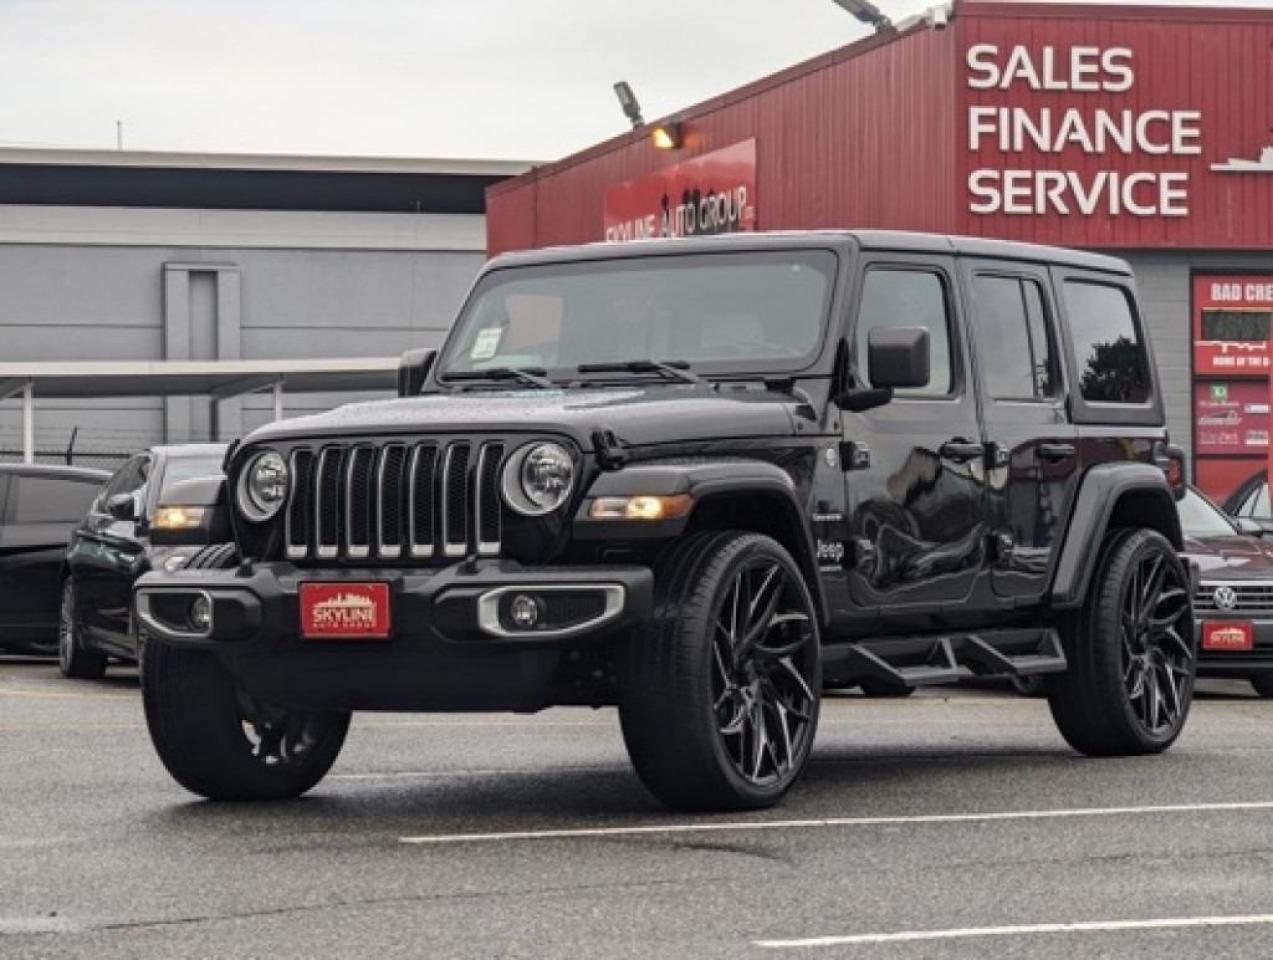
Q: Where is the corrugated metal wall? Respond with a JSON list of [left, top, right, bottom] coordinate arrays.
[[488, 2, 1273, 255], [486, 26, 958, 254]]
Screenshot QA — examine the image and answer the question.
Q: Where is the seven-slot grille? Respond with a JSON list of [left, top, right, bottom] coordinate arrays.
[[1195, 582, 1273, 615], [283, 440, 505, 563]]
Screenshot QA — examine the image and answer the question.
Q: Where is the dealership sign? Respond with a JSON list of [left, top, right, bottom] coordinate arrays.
[[1193, 277, 1273, 376], [966, 45, 1203, 217], [603, 140, 756, 242]]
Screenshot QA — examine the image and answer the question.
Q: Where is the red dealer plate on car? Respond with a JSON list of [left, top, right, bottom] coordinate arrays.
[[300, 582, 391, 640], [1201, 621, 1253, 652]]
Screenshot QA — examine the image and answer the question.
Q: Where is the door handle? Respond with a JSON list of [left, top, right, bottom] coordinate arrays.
[[939, 439, 985, 463], [1038, 442, 1077, 462]]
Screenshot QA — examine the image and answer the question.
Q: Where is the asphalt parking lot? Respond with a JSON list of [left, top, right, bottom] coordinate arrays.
[[5, 659, 1273, 959]]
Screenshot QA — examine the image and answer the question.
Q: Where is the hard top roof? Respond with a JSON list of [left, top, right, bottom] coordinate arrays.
[[486, 230, 1130, 276], [0, 463, 110, 481], [150, 443, 228, 459]]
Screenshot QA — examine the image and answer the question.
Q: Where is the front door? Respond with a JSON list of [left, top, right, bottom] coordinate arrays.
[[840, 256, 989, 634], [962, 261, 1079, 602], [74, 455, 150, 647]]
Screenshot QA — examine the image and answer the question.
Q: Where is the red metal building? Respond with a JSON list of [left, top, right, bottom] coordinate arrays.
[[487, 1, 1273, 504]]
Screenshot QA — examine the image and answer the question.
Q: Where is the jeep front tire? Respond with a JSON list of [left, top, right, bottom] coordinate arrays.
[[1049, 528, 1195, 756], [143, 642, 350, 801], [619, 531, 821, 811]]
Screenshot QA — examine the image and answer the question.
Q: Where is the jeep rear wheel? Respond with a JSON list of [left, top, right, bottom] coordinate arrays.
[[619, 531, 821, 811], [143, 641, 349, 801], [1049, 528, 1195, 756]]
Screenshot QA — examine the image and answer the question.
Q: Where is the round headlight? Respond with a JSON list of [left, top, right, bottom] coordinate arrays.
[[501, 442, 575, 516], [236, 450, 290, 522]]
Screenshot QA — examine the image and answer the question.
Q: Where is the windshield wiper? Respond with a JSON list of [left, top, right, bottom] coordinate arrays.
[[441, 367, 554, 389], [576, 359, 701, 384]]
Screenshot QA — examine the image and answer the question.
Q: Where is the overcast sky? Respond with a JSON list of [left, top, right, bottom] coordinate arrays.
[[2, 0, 1271, 163]]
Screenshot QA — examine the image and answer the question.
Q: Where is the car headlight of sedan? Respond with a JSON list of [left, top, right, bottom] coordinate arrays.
[[236, 450, 290, 522], [501, 442, 575, 516]]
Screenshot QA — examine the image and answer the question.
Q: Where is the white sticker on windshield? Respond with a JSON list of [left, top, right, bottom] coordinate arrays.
[[470, 327, 503, 361]]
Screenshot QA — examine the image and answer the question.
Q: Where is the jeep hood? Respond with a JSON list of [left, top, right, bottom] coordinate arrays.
[[242, 385, 802, 451]]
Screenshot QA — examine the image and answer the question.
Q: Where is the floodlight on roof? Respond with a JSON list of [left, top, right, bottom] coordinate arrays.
[[613, 81, 645, 129], [831, 0, 892, 31]]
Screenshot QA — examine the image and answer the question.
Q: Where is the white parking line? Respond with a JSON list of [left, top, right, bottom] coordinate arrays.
[[753, 914, 1273, 949], [398, 799, 1273, 845]]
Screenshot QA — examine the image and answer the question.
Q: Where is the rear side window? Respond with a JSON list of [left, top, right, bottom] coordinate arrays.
[[1063, 281, 1150, 405], [971, 275, 1056, 400], [856, 268, 953, 397], [6, 476, 101, 524]]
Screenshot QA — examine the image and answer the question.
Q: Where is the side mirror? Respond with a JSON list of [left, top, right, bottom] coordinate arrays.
[[1235, 517, 1266, 538], [106, 492, 137, 522], [397, 348, 437, 398], [867, 327, 930, 390]]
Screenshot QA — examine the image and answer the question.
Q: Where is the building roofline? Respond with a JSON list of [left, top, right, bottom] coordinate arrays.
[[489, 0, 1273, 198], [0, 147, 536, 178]]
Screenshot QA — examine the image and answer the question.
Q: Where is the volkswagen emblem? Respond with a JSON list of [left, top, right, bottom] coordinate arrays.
[[1213, 585, 1239, 611]]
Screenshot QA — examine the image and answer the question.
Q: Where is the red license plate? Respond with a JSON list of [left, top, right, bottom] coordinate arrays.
[[300, 582, 391, 640], [1201, 620, 1253, 652]]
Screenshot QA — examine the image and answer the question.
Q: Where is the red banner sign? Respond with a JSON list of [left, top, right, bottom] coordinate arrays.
[[603, 140, 756, 243]]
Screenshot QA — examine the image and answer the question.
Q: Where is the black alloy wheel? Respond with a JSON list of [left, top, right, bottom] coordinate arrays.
[[1049, 528, 1195, 756], [1119, 547, 1193, 734], [620, 531, 821, 811], [710, 555, 820, 787]]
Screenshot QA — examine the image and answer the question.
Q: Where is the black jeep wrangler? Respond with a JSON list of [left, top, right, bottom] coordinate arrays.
[[135, 231, 1194, 811]]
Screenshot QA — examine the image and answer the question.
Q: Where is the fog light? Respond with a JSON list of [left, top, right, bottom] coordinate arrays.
[[189, 594, 212, 632], [509, 594, 540, 629]]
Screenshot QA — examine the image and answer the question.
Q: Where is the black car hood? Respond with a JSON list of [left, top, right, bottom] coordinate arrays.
[[1183, 532, 1273, 580], [242, 384, 802, 450]]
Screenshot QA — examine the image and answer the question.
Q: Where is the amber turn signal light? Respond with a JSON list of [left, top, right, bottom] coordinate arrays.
[[153, 506, 206, 530], [588, 494, 692, 521]]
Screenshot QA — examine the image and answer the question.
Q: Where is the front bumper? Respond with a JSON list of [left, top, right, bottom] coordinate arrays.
[[134, 560, 653, 712]]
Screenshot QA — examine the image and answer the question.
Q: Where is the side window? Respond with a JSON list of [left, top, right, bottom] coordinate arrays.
[[1063, 281, 1151, 405], [7, 477, 101, 524], [855, 268, 954, 397], [970, 274, 1057, 401], [98, 457, 147, 512], [1251, 483, 1271, 520]]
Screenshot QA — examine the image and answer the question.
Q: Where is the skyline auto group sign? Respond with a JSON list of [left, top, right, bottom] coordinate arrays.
[[603, 139, 757, 242], [964, 44, 1205, 218]]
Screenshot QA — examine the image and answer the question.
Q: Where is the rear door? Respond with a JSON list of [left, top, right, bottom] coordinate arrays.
[[840, 254, 990, 631], [961, 260, 1079, 602], [0, 473, 102, 636]]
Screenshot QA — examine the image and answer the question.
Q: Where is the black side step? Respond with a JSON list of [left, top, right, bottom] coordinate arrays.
[[822, 627, 1066, 690]]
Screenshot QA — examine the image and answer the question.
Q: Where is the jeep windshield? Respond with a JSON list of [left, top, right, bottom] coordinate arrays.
[[437, 250, 837, 383]]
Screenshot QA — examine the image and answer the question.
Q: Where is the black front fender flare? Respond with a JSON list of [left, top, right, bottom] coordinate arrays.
[[575, 461, 828, 625]]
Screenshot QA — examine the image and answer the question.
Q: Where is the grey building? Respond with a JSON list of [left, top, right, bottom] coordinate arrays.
[[0, 148, 529, 465]]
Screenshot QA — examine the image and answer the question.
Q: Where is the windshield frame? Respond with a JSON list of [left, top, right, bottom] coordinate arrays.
[[434, 246, 844, 385], [1178, 485, 1240, 537]]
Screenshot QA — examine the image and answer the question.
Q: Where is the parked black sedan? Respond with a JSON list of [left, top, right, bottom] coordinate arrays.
[[0, 464, 110, 654], [59, 444, 226, 678], [1180, 485, 1273, 696]]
